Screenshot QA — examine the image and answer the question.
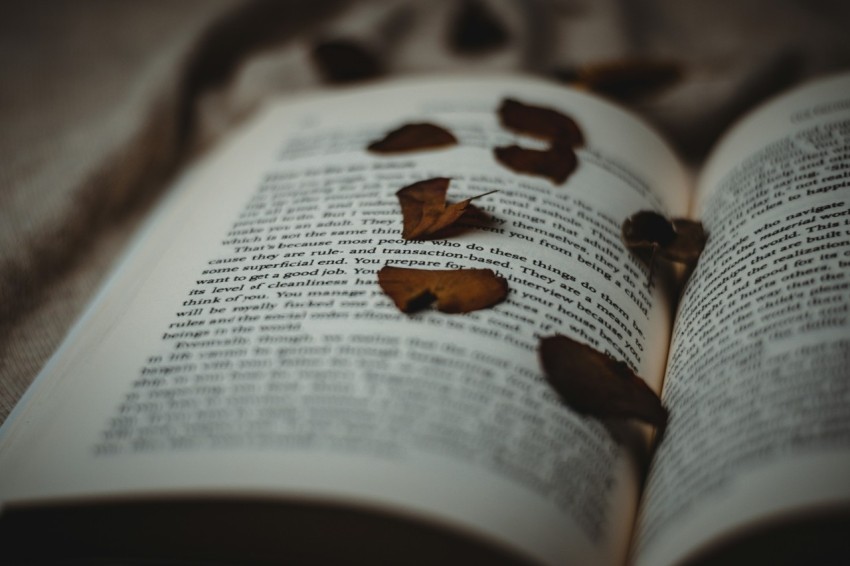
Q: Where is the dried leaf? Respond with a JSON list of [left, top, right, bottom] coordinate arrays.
[[494, 98, 583, 184], [570, 60, 682, 102], [312, 39, 383, 84], [498, 98, 584, 146], [666, 219, 708, 263], [449, 0, 509, 55], [441, 202, 493, 233], [539, 335, 668, 429], [621, 211, 706, 265], [397, 178, 495, 240], [493, 142, 577, 185], [368, 123, 458, 153], [378, 266, 508, 314]]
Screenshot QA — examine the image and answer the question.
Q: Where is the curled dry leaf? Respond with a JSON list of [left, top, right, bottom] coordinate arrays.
[[368, 123, 458, 153], [378, 266, 508, 314], [498, 98, 584, 146], [494, 98, 584, 185], [540, 335, 668, 429], [559, 59, 683, 102], [312, 39, 383, 84], [449, 0, 510, 55], [622, 210, 706, 271], [663, 219, 707, 263], [397, 177, 495, 240], [493, 142, 577, 185]]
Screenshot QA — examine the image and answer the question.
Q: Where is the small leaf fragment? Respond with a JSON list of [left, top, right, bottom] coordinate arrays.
[[498, 98, 584, 146], [494, 98, 584, 184], [368, 123, 458, 153], [493, 142, 577, 185], [449, 0, 509, 55], [665, 219, 708, 263], [378, 266, 508, 314], [555, 59, 682, 102], [540, 335, 668, 429], [621, 210, 706, 265], [312, 39, 383, 84], [397, 177, 495, 240]]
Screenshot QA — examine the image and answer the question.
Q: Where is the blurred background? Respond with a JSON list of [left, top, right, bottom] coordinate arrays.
[[1, 0, 849, 423]]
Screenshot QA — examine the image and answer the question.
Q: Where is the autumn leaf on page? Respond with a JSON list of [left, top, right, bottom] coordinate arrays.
[[493, 141, 577, 185], [578, 60, 682, 102], [378, 266, 508, 314], [539, 335, 668, 429], [621, 210, 706, 281], [498, 98, 584, 146], [368, 123, 458, 153], [494, 98, 583, 185], [397, 177, 495, 240]]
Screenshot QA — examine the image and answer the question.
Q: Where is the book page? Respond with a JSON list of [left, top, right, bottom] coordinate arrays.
[[0, 76, 687, 566], [635, 73, 850, 566]]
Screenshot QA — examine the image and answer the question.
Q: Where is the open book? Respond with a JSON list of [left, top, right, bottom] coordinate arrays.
[[0, 73, 848, 565]]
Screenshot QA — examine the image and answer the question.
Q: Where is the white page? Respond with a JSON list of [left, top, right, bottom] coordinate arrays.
[[0, 76, 687, 566], [635, 73, 850, 566]]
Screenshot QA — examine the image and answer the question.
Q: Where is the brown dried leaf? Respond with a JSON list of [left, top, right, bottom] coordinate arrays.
[[498, 98, 584, 146], [621, 211, 706, 265], [378, 266, 508, 314], [368, 123, 458, 153], [493, 142, 577, 185], [578, 60, 682, 102], [666, 219, 708, 263], [455, 204, 497, 232], [494, 98, 583, 184], [539, 335, 668, 429], [397, 178, 495, 240], [312, 40, 383, 84], [449, 0, 509, 55]]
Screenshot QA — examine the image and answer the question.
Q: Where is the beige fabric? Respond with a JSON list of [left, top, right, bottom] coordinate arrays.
[[0, 0, 238, 417], [1, 0, 849, 424], [0, 0, 347, 421]]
